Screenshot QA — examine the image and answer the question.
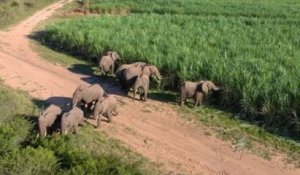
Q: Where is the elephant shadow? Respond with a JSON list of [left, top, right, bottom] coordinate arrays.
[[81, 76, 127, 97], [32, 96, 72, 111], [68, 64, 96, 76]]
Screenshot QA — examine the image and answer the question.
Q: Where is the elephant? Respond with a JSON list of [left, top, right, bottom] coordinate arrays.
[[99, 51, 121, 75], [180, 80, 220, 107], [93, 95, 118, 128], [38, 104, 62, 137], [72, 84, 106, 112], [123, 64, 162, 94], [115, 62, 147, 89], [61, 106, 85, 135], [133, 74, 149, 101]]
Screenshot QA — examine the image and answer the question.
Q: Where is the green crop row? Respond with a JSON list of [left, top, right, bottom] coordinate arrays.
[[85, 0, 300, 19], [40, 13, 300, 136]]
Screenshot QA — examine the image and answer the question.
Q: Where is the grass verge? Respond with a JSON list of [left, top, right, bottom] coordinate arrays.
[[0, 0, 59, 29], [0, 82, 162, 174]]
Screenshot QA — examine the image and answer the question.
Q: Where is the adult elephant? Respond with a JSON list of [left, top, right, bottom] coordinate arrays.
[[180, 80, 220, 107], [72, 84, 106, 112], [115, 62, 147, 89]]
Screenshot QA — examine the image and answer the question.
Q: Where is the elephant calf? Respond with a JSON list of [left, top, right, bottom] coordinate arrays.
[[99, 51, 121, 75], [180, 80, 220, 107], [61, 107, 85, 135], [38, 104, 62, 138], [93, 95, 118, 128], [133, 74, 149, 101]]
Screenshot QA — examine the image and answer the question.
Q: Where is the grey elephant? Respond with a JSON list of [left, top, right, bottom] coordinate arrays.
[[61, 106, 85, 135], [72, 84, 106, 111], [99, 51, 121, 75], [116, 62, 147, 89], [123, 64, 162, 94], [93, 95, 118, 128], [133, 74, 149, 101], [38, 104, 62, 137], [180, 80, 220, 107]]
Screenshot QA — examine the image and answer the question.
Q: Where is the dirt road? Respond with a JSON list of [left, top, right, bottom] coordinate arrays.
[[0, 1, 298, 174]]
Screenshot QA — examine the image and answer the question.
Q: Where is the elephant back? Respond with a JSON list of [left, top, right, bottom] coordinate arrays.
[[83, 84, 105, 103], [39, 104, 62, 126], [68, 107, 84, 120]]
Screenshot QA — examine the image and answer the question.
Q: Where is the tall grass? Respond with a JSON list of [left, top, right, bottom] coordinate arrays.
[[40, 12, 300, 136], [0, 0, 57, 28], [0, 83, 160, 174], [87, 0, 300, 19]]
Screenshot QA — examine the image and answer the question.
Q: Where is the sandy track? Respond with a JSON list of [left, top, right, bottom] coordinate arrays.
[[0, 1, 298, 174]]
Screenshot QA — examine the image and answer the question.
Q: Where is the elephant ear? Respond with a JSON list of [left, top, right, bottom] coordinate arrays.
[[201, 82, 209, 94], [114, 52, 120, 59]]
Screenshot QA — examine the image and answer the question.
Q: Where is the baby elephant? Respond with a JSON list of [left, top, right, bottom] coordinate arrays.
[[61, 107, 85, 135], [38, 104, 62, 138], [180, 80, 220, 107], [93, 95, 118, 128], [99, 51, 121, 75], [132, 74, 149, 101]]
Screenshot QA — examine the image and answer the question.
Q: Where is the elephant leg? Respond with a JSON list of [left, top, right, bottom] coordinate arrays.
[[195, 93, 204, 107], [79, 118, 85, 126], [144, 86, 148, 102], [107, 111, 113, 123], [133, 88, 137, 101], [180, 91, 186, 106], [39, 124, 47, 138], [74, 125, 79, 134], [97, 115, 102, 128], [138, 87, 143, 101], [112, 106, 118, 116]]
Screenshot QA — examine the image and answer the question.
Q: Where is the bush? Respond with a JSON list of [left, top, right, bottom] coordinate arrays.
[[0, 147, 58, 175]]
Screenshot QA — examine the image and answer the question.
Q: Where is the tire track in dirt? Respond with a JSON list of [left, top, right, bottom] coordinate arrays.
[[0, 1, 298, 174]]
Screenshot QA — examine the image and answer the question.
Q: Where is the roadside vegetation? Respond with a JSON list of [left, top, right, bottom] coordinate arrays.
[[40, 0, 300, 138], [0, 0, 58, 29], [0, 82, 161, 174]]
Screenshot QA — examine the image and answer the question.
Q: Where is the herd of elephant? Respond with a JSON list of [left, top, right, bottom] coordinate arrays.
[[38, 51, 220, 137]]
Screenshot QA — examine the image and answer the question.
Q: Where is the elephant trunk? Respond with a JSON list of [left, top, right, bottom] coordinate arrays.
[[72, 97, 79, 107], [212, 84, 220, 91]]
